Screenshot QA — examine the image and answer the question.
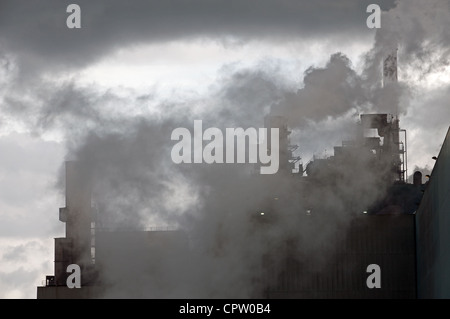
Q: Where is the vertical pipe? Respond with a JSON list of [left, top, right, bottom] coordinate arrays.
[[401, 129, 408, 183]]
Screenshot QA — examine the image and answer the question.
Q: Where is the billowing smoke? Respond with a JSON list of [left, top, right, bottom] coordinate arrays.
[[61, 52, 394, 297]]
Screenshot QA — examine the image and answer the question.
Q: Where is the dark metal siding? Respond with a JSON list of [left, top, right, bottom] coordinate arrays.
[[416, 127, 450, 298], [264, 215, 416, 298]]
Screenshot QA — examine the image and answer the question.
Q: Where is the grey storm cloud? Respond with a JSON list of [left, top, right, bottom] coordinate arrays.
[[0, 0, 396, 72]]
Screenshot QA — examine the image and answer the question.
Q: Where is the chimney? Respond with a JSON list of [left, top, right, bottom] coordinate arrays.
[[55, 161, 93, 286]]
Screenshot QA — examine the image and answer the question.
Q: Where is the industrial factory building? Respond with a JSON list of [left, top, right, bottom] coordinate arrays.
[[258, 111, 419, 298], [415, 127, 450, 298], [37, 161, 189, 298], [36, 52, 450, 299]]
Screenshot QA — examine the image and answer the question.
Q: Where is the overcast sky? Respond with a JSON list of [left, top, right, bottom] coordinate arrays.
[[0, 0, 449, 298]]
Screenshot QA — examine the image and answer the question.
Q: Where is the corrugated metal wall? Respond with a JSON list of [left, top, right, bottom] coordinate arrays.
[[263, 215, 416, 298], [416, 127, 450, 298]]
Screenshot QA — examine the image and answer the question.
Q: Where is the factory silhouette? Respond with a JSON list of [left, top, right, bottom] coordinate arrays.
[[37, 51, 450, 299]]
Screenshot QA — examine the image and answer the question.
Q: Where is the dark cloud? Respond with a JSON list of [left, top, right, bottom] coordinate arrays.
[[0, 0, 396, 73]]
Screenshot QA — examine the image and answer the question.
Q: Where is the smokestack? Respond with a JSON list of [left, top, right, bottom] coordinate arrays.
[[64, 161, 92, 264], [55, 161, 94, 286], [381, 49, 404, 182]]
